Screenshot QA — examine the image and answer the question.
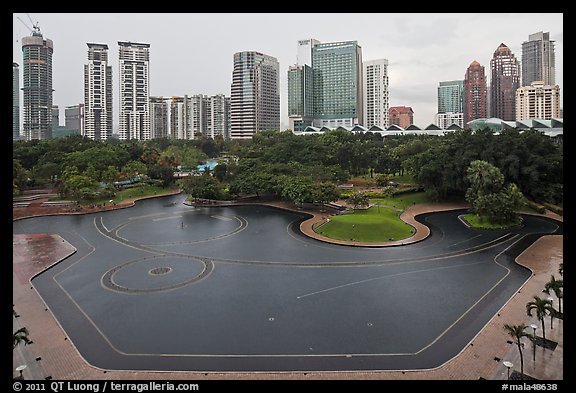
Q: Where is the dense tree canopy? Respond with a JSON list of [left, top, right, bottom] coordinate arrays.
[[13, 128, 562, 208]]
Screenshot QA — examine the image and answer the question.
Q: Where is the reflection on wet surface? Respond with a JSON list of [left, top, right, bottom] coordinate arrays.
[[13, 195, 562, 372]]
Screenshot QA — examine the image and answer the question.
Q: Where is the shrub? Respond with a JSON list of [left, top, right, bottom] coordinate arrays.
[[525, 200, 546, 214]]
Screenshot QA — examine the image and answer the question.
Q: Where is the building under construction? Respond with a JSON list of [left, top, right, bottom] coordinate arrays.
[[21, 25, 54, 140]]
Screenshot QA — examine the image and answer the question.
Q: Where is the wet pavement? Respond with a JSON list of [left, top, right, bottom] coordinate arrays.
[[12, 195, 563, 379]]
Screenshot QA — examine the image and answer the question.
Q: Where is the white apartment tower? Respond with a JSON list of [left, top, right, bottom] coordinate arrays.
[[170, 96, 189, 140], [118, 41, 151, 140], [515, 81, 561, 120], [84, 43, 113, 140], [170, 94, 230, 140], [206, 94, 229, 139], [363, 59, 389, 128]]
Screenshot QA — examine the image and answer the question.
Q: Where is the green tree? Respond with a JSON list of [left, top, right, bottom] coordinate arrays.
[[147, 164, 175, 187], [347, 191, 369, 210], [375, 174, 391, 187], [182, 173, 227, 200], [161, 144, 207, 169], [213, 163, 228, 182], [64, 146, 130, 174], [65, 174, 100, 199], [526, 296, 554, 342], [503, 323, 531, 380], [101, 165, 119, 184], [465, 160, 525, 224], [33, 161, 60, 184], [281, 176, 313, 206], [543, 275, 563, 316], [311, 182, 341, 207], [122, 160, 148, 179], [13, 159, 31, 195]]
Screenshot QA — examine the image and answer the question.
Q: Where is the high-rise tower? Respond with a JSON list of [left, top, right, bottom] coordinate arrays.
[[288, 38, 319, 132], [287, 64, 314, 132], [118, 41, 151, 140], [21, 27, 53, 140], [490, 43, 520, 121], [84, 43, 113, 140], [437, 80, 464, 114], [463, 60, 487, 125], [230, 51, 280, 139], [312, 41, 363, 128], [436, 80, 464, 128], [522, 31, 555, 87], [149, 96, 169, 139], [13, 62, 20, 140], [363, 58, 389, 128]]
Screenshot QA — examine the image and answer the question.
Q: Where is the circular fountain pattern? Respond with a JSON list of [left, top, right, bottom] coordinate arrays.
[[14, 194, 562, 373]]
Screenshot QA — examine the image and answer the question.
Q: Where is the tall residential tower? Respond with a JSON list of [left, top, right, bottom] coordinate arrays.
[[84, 43, 113, 140], [363, 58, 389, 128], [118, 41, 151, 140]]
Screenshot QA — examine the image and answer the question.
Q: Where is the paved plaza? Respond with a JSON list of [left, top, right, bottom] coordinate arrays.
[[13, 194, 563, 380]]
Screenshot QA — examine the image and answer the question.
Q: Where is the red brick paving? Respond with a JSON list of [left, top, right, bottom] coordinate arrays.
[[13, 196, 563, 380]]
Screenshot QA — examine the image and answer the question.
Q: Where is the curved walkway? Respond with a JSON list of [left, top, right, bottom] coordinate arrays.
[[13, 195, 563, 380]]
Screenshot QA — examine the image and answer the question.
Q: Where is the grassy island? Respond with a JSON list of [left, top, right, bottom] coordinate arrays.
[[316, 205, 415, 243]]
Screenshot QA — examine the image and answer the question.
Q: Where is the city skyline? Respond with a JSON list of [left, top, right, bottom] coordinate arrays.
[[13, 13, 563, 132]]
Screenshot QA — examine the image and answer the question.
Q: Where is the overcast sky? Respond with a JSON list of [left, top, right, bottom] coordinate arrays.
[[13, 13, 563, 130]]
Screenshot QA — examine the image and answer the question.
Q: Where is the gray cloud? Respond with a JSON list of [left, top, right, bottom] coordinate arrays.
[[14, 13, 562, 130]]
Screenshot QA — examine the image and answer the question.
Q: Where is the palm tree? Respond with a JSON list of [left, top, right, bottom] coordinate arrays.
[[504, 323, 531, 380], [543, 275, 563, 316], [526, 296, 554, 342], [13, 327, 31, 349]]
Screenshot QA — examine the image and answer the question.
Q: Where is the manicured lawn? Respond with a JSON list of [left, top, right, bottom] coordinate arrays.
[[370, 191, 430, 210], [388, 173, 416, 184], [316, 206, 415, 242]]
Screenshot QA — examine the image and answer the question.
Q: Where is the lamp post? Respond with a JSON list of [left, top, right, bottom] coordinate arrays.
[[530, 323, 538, 362], [15, 364, 27, 380], [503, 361, 513, 380], [547, 296, 555, 330]]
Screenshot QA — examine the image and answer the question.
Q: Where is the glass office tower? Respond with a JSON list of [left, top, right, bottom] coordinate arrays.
[[312, 41, 363, 128]]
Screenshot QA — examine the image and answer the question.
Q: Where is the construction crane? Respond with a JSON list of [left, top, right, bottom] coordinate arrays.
[[16, 13, 41, 36]]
